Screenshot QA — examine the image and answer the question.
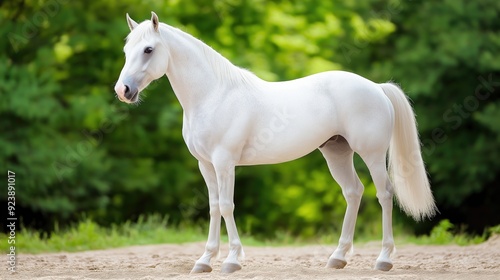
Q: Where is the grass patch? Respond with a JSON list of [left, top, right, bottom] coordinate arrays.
[[488, 224, 500, 235], [2, 216, 497, 254], [405, 219, 487, 246], [269, 220, 497, 247], [0, 215, 207, 254]]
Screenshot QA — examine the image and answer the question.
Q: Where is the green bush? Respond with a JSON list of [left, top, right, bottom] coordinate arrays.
[[417, 219, 485, 245]]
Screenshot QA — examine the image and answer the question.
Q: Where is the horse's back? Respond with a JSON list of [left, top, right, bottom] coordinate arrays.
[[260, 70, 393, 137]]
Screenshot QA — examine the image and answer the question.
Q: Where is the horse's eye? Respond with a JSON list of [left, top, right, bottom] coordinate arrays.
[[144, 47, 153, 54]]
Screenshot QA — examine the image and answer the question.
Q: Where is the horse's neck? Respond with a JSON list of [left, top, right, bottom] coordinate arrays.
[[162, 24, 258, 112]]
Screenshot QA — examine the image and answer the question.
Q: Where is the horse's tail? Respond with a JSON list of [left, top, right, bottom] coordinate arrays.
[[380, 83, 437, 221]]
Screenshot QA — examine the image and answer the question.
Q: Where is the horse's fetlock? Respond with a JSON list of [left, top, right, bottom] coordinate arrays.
[[205, 242, 220, 255], [229, 239, 242, 249], [337, 238, 353, 249], [382, 240, 395, 250]]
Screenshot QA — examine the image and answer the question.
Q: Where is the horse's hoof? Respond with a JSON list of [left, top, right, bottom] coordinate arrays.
[[190, 263, 212, 273], [326, 258, 347, 269], [375, 261, 393, 271], [221, 262, 242, 273]]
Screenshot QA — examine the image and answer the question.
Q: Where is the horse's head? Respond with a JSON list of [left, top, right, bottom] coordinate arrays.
[[114, 12, 168, 104]]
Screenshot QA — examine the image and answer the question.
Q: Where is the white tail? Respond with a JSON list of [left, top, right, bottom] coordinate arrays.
[[380, 83, 437, 221]]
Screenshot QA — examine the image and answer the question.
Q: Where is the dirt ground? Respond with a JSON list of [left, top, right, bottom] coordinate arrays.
[[4, 235, 500, 280]]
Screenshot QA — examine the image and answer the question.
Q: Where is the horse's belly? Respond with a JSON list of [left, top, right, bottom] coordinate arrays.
[[237, 119, 336, 165], [236, 91, 340, 165], [238, 145, 318, 165]]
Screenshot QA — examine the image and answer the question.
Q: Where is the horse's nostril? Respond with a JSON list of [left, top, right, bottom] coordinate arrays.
[[124, 85, 133, 99]]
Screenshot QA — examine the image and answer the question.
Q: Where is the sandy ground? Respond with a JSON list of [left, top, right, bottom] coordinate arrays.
[[4, 236, 500, 280]]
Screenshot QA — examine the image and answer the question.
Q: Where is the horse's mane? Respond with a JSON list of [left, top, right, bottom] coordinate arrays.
[[126, 20, 260, 88], [165, 24, 260, 87]]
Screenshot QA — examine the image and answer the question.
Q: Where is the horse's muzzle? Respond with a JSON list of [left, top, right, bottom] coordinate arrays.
[[115, 81, 139, 103]]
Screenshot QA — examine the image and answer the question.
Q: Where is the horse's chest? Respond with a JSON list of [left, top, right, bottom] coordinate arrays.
[[181, 117, 222, 162], [182, 124, 205, 160], [181, 109, 251, 162]]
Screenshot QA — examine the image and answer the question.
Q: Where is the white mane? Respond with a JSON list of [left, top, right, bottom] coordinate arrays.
[[128, 20, 260, 88], [171, 24, 260, 88]]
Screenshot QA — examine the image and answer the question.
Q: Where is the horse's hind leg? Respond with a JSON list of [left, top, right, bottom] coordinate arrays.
[[358, 150, 395, 271], [320, 136, 364, 269]]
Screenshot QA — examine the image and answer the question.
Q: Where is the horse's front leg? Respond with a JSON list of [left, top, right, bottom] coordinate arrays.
[[213, 154, 244, 273], [191, 161, 221, 273]]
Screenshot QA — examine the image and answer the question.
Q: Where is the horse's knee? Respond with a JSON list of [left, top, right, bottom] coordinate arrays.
[[219, 201, 234, 218], [376, 190, 393, 205], [375, 180, 392, 200], [342, 183, 363, 202], [209, 202, 221, 217]]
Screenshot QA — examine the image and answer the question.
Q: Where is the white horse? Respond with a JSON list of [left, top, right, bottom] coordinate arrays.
[[115, 12, 436, 273]]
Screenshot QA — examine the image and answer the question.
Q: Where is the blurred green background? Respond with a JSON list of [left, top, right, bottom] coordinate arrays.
[[1, 0, 499, 240]]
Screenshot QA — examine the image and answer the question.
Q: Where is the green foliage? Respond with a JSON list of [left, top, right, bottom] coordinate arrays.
[[1, 0, 499, 241], [427, 219, 455, 244], [0, 215, 207, 254], [414, 219, 485, 246], [488, 225, 500, 235], [0, 0, 202, 229]]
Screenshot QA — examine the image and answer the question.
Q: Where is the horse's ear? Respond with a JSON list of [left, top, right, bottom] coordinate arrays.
[[126, 13, 138, 31], [151, 11, 159, 32]]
